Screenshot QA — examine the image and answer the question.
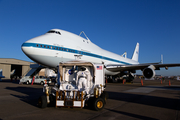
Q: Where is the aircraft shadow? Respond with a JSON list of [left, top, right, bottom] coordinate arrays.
[[6, 86, 43, 107], [106, 91, 180, 111], [104, 108, 158, 120], [145, 85, 180, 91]]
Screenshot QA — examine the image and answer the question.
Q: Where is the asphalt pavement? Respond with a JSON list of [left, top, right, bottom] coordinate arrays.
[[0, 79, 180, 120]]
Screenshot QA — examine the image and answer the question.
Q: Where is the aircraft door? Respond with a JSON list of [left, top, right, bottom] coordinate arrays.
[[56, 47, 63, 62], [75, 46, 82, 60]]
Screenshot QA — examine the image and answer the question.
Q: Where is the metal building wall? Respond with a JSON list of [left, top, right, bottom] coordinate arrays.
[[0, 59, 33, 79], [22, 65, 30, 77]]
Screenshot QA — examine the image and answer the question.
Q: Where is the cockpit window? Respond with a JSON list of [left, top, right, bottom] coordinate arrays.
[[47, 30, 61, 35]]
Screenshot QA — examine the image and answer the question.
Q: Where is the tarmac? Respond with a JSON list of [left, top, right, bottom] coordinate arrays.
[[0, 78, 180, 120]]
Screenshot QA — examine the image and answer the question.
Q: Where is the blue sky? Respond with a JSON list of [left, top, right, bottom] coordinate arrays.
[[0, 0, 180, 76]]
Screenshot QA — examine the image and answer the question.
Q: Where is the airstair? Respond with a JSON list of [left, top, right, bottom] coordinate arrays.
[[20, 64, 44, 81]]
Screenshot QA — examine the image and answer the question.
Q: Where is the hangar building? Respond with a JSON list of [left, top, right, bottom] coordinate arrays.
[[0, 58, 34, 79]]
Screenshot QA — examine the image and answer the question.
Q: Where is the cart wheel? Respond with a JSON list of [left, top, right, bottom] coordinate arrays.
[[100, 91, 109, 104], [93, 97, 105, 111], [49, 94, 56, 107], [38, 95, 47, 108]]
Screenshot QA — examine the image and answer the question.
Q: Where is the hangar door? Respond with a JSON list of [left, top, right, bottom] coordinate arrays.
[[11, 64, 22, 78]]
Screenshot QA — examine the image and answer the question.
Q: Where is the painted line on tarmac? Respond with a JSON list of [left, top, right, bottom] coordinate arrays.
[[124, 85, 180, 93], [124, 87, 156, 93]]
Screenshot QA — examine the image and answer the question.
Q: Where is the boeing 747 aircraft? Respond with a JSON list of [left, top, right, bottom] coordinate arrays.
[[21, 29, 180, 79]]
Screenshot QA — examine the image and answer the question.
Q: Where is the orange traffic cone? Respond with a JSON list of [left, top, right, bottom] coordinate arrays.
[[141, 79, 143, 86], [31, 76, 35, 85], [169, 80, 171, 86]]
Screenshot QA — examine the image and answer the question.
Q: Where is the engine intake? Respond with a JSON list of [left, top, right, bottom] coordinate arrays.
[[143, 65, 155, 79]]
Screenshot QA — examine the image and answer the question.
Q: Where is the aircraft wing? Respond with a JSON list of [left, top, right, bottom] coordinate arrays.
[[106, 63, 180, 72]]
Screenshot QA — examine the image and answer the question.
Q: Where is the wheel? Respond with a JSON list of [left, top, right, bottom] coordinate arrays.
[[49, 94, 56, 107], [100, 91, 109, 104], [86, 97, 94, 109], [26, 81, 29, 85], [38, 95, 47, 108], [93, 97, 105, 111], [40, 81, 44, 85]]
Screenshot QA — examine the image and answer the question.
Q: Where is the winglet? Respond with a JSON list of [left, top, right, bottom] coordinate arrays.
[[161, 54, 163, 64], [131, 43, 139, 62]]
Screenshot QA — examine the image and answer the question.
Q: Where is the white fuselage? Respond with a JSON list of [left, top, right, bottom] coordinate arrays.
[[21, 29, 139, 75]]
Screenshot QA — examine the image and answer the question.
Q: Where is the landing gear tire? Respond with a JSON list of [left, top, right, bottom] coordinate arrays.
[[93, 97, 105, 111], [38, 95, 47, 108], [100, 91, 109, 104]]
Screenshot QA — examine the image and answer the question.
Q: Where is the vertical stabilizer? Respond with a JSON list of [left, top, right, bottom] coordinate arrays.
[[131, 43, 139, 62]]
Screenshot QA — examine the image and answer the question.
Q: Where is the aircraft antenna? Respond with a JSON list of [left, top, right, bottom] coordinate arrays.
[[79, 31, 90, 40]]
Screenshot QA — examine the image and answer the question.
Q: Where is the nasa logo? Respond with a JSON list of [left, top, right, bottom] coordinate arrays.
[[68, 69, 74, 75]]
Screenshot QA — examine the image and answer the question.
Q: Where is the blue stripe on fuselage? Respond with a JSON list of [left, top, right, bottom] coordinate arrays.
[[22, 43, 131, 65]]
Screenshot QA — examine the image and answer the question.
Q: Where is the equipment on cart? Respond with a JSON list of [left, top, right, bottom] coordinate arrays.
[[38, 61, 108, 111]]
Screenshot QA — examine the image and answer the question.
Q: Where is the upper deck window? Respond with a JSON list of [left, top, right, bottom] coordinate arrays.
[[47, 30, 61, 35]]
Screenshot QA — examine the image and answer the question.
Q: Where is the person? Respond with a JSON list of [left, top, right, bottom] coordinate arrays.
[[77, 67, 88, 92]]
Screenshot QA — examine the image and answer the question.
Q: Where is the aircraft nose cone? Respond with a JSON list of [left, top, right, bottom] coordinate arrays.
[[21, 42, 34, 56], [21, 43, 26, 53], [21, 43, 28, 54]]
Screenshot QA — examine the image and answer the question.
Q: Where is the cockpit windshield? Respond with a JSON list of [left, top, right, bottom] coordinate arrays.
[[47, 30, 61, 35]]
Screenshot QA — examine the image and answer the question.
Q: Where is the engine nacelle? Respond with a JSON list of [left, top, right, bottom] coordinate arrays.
[[143, 65, 156, 79]]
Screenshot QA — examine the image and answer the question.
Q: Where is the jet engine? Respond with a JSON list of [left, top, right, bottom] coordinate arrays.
[[143, 65, 156, 79]]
